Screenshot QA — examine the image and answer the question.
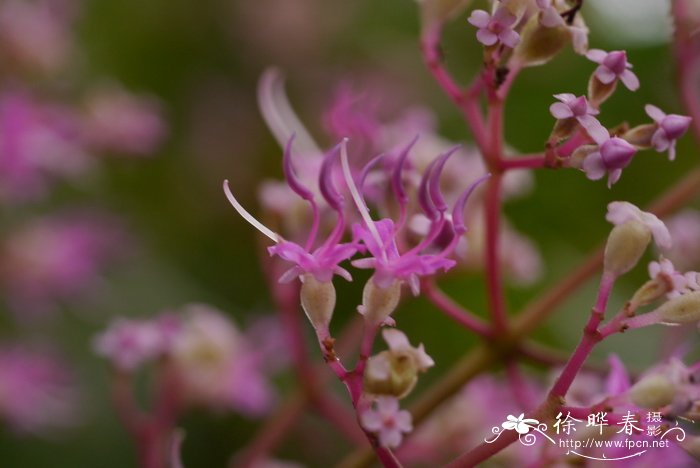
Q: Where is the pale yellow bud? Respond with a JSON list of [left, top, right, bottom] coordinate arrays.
[[629, 374, 677, 409], [300, 275, 336, 332], [360, 279, 402, 325], [657, 291, 700, 324], [627, 278, 671, 312], [622, 124, 656, 148], [363, 350, 419, 399], [604, 221, 651, 276], [514, 15, 570, 68]]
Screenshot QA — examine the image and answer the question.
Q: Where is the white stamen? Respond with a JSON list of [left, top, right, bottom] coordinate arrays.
[[339, 139, 387, 261], [223, 180, 280, 243], [257, 68, 322, 157]]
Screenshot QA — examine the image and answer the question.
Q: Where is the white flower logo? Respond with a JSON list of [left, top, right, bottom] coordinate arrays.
[[502, 413, 539, 434]]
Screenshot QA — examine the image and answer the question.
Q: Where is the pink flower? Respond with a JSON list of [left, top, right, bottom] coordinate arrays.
[[664, 210, 700, 271], [0, 348, 78, 433], [549, 93, 608, 142], [0, 212, 125, 317], [648, 258, 687, 299], [606, 201, 671, 250], [224, 137, 358, 284], [536, 0, 564, 28], [345, 142, 488, 295], [0, 0, 73, 73], [83, 85, 166, 156], [645, 105, 692, 161], [94, 318, 169, 371], [581, 135, 636, 187], [360, 396, 413, 448], [586, 49, 639, 91], [468, 7, 520, 48], [171, 304, 275, 416], [0, 91, 90, 201]]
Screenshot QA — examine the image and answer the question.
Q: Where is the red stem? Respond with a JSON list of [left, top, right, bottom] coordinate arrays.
[[422, 279, 492, 337], [484, 173, 508, 331]]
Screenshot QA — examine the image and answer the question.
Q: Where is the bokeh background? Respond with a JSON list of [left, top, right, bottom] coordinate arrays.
[[0, 0, 697, 466]]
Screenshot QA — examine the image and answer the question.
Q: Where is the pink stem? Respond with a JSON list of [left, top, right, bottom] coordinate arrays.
[[484, 173, 508, 331], [422, 279, 492, 337], [500, 154, 546, 170], [549, 272, 615, 398]]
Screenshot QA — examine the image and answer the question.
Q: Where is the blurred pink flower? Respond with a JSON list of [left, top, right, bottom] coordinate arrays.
[[606, 201, 671, 250], [0, 347, 79, 433], [664, 210, 700, 271], [586, 49, 639, 91], [468, 7, 520, 48], [582, 135, 637, 187], [94, 317, 172, 371], [0, 91, 91, 202], [0, 212, 126, 317], [360, 396, 413, 449], [83, 85, 166, 156], [645, 105, 692, 161], [0, 0, 73, 73]]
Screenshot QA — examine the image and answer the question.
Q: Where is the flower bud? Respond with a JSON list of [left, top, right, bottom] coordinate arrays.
[[359, 278, 402, 325], [621, 124, 656, 148], [627, 279, 670, 313], [629, 374, 676, 409], [569, 144, 596, 169], [588, 76, 616, 109], [657, 291, 700, 324], [300, 274, 336, 332], [514, 15, 570, 68], [363, 350, 419, 398], [604, 221, 651, 276]]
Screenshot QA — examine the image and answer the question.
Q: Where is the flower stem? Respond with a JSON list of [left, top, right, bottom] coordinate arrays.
[[422, 279, 492, 337]]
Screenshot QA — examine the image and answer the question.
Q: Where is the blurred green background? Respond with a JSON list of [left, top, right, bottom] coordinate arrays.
[[1, 0, 697, 466]]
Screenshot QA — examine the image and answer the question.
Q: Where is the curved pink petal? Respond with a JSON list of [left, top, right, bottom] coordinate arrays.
[[360, 410, 383, 432], [607, 168, 622, 188], [645, 104, 666, 123], [619, 70, 640, 91], [582, 152, 606, 180], [395, 410, 413, 432], [586, 49, 608, 63], [578, 115, 609, 145], [499, 29, 521, 48], [379, 429, 403, 449], [382, 328, 410, 351], [376, 396, 400, 415], [467, 10, 491, 28], [476, 29, 498, 46], [550, 102, 573, 119]]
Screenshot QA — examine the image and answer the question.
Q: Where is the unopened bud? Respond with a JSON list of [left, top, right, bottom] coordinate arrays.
[[604, 221, 651, 276], [360, 278, 402, 325], [300, 274, 336, 333], [514, 15, 570, 68], [629, 374, 677, 409], [621, 124, 656, 148], [364, 350, 419, 398], [588, 76, 617, 109], [569, 144, 596, 168], [627, 279, 670, 313], [657, 291, 700, 324]]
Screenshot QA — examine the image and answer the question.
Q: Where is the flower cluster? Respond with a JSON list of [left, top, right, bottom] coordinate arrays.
[[95, 304, 282, 416]]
